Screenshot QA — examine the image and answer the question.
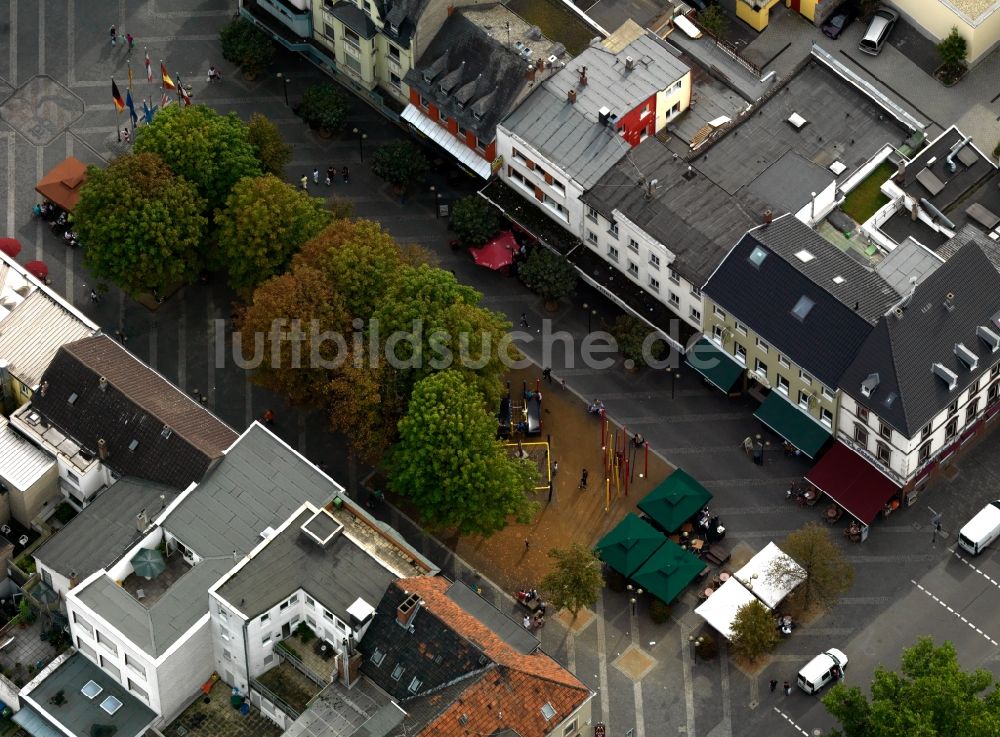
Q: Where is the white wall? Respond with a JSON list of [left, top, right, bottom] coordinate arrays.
[[57, 456, 110, 504], [35, 561, 70, 600], [154, 617, 214, 723]]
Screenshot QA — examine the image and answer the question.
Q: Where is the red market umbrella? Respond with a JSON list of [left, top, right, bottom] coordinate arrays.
[[0, 239, 21, 258], [470, 231, 517, 271], [25, 260, 48, 281]]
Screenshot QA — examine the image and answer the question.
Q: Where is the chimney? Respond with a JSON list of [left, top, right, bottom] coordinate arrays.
[[396, 592, 422, 628], [895, 159, 906, 184], [98, 438, 109, 461], [625, 56, 635, 71], [762, 209, 773, 226], [911, 202, 919, 221], [579, 66, 588, 86], [647, 178, 659, 196], [567, 89, 577, 104], [136, 509, 149, 532], [447, 4, 455, 14], [527, 64, 536, 82], [98, 376, 108, 392], [39, 381, 48, 397], [943, 292, 955, 312], [69, 569, 79, 590]]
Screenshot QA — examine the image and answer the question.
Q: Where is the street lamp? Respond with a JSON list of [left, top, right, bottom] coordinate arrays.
[[583, 303, 590, 332], [276, 72, 290, 106], [430, 185, 441, 218], [352, 127, 368, 162], [666, 367, 681, 399], [629, 597, 637, 617], [689, 634, 697, 663]]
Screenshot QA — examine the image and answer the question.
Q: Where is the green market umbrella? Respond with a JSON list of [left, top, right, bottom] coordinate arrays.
[[594, 513, 666, 578], [637, 468, 712, 534], [131, 548, 166, 579], [631, 539, 704, 604]]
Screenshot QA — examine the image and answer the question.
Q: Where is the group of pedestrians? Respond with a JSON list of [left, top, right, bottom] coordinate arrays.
[[109, 25, 135, 51], [302, 166, 350, 191]]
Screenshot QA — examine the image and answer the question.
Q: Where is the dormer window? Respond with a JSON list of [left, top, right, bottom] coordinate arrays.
[[423, 73, 433, 83], [473, 110, 484, 121], [390, 24, 399, 34]]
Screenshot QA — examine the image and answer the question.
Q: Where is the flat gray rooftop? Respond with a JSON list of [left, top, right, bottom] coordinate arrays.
[[445, 580, 538, 654]]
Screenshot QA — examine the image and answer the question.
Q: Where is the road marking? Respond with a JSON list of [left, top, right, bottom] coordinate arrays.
[[772, 708, 808, 736], [954, 551, 1000, 592], [37, 0, 44, 75], [718, 639, 733, 737], [67, 0, 74, 86], [35, 147, 43, 260], [595, 591, 611, 728], [566, 629, 576, 673], [64, 136, 74, 302], [629, 605, 645, 737], [5, 133, 13, 236], [912, 580, 998, 646], [681, 625, 697, 737], [9, 0, 16, 87]]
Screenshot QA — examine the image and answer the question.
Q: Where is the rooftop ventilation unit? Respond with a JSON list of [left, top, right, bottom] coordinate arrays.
[[931, 362, 958, 390], [301, 507, 343, 547], [67, 392, 78, 405], [860, 372, 880, 398], [128, 439, 139, 451], [787, 113, 807, 129], [954, 343, 979, 369], [625, 56, 635, 71], [977, 324, 1000, 352]]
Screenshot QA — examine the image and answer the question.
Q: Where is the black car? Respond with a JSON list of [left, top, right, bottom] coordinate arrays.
[[821, 5, 857, 39]]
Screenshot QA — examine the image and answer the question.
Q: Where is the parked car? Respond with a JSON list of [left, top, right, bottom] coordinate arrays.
[[687, 0, 717, 13], [797, 648, 848, 694], [821, 5, 857, 39], [858, 8, 899, 55]]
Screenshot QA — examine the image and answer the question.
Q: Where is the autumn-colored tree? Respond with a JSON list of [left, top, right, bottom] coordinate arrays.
[[730, 599, 779, 662], [389, 370, 538, 536], [540, 544, 604, 616], [214, 174, 331, 293], [75, 153, 206, 296], [247, 113, 292, 176], [769, 522, 854, 614]]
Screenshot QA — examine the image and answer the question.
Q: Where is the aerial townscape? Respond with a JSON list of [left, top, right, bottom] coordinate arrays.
[[2, 0, 1000, 736]]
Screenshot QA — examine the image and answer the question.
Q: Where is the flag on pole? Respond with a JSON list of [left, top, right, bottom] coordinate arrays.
[[145, 50, 153, 83], [142, 99, 158, 124], [125, 90, 138, 125], [160, 62, 176, 90], [179, 83, 192, 107], [159, 91, 172, 110], [111, 79, 125, 112], [127, 61, 134, 91]]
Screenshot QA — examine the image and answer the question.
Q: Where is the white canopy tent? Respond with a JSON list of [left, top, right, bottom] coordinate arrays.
[[694, 577, 767, 641], [734, 542, 805, 610]]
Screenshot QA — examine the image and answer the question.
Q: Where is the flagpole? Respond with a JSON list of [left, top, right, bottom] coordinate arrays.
[[176, 74, 183, 104], [112, 77, 121, 142]]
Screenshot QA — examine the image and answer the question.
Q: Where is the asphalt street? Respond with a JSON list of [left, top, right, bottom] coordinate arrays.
[[2, 2, 1000, 737]]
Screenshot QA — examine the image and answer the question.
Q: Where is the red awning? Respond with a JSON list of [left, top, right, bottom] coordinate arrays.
[[470, 231, 517, 271], [806, 441, 900, 524]]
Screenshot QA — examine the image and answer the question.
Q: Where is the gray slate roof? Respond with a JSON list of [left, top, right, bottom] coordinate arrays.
[[840, 237, 1000, 436], [33, 477, 179, 580], [21, 652, 156, 737], [875, 237, 944, 295], [581, 137, 764, 286], [502, 32, 689, 188], [326, 1, 377, 39], [704, 216, 898, 388], [216, 508, 398, 621], [746, 151, 834, 217]]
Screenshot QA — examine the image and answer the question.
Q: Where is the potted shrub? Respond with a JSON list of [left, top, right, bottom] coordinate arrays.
[[935, 26, 968, 86], [370, 140, 430, 195], [297, 85, 349, 137], [649, 598, 672, 624], [450, 195, 499, 247], [612, 315, 648, 371], [518, 247, 577, 312], [220, 18, 275, 81]]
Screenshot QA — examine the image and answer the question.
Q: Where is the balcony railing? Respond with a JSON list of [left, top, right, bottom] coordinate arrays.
[[274, 639, 327, 687], [251, 678, 301, 721]]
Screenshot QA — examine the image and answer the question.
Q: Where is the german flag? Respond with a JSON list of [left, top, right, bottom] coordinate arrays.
[[111, 78, 125, 113], [160, 62, 176, 90]]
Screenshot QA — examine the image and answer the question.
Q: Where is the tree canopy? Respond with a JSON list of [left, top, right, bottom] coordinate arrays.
[[540, 543, 603, 615], [769, 522, 854, 614], [450, 195, 499, 246], [823, 637, 1000, 737], [219, 17, 275, 77], [297, 84, 350, 133], [247, 113, 292, 176], [75, 153, 207, 296], [134, 104, 261, 213], [370, 140, 429, 190], [214, 174, 331, 293], [729, 599, 778, 662], [389, 370, 538, 536], [519, 247, 577, 303]]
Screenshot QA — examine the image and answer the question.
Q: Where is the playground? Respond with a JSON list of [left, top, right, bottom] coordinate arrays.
[[454, 366, 674, 593]]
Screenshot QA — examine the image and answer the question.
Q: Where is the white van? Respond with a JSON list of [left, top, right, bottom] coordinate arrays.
[[797, 648, 848, 694], [958, 501, 1000, 555]]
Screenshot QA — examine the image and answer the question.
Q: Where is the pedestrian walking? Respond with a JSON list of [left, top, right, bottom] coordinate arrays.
[[109, 25, 117, 46], [121, 128, 130, 144], [326, 165, 335, 185], [126, 33, 135, 51], [552, 460, 559, 476], [90, 289, 100, 303], [579, 469, 588, 489], [262, 409, 275, 425], [300, 174, 308, 191], [342, 166, 350, 183], [312, 168, 320, 184], [519, 312, 529, 328], [524, 538, 530, 552], [542, 367, 552, 384], [769, 679, 777, 693], [783, 681, 791, 696], [523, 614, 531, 629]]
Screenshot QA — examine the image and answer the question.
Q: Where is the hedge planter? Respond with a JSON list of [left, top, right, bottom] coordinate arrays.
[[934, 63, 966, 86]]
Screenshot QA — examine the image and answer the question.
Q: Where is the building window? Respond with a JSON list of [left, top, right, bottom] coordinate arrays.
[[690, 306, 701, 322], [649, 253, 660, 269], [948, 400, 958, 417], [371, 648, 386, 666], [945, 418, 958, 441], [323, 609, 334, 622], [734, 321, 747, 336], [821, 386, 834, 401], [96, 630, 118, 656], [124, 653, 145, 679], [73, 612, 94, 637], [776, 375, 789, 395], [609, 221, 619, 239], [993, 363, 1000, 378], [305, 596, 315, 607], [323, 23, 336, 40], [756, 337, 769, 353], [78, 639, 97, 662], [587, 230, 598, 246], [607, 245, 619, 261], [586, 206, 599, 224], [280, 600, 290, 611], [344, 27, 361, 51], [627, 261, 639, 278], [408, 677, 423, 694], [391, 664, 405, 681], [713, 305, 726, 319], [920, 422, 932, 440], [857, 406, 869, 422], [854, 424, 868, 446], [512, 148, 525, 163], [128, 679, 148, 702], [778, 354, 790, 369], [876, 443, 891, 464], [390, 72, 402, 89], [260, 613, 270, 623], [563, 719, 579, 737], [388, 44, 401, 61], [648, 276, 659, 291], [878, 421, 891, 440], [667, 78, 683, 94], [798, 391, 810, 410], [971, 378, 981, 394], [820, 407, 833, 427], [100, 657, 121, 681], [990, 381, 1000, 403], [669, 292, 680, 307], [628, 237, 639, 253], [669, 268, 680, 284], [754, 358, 768, 377], [690, 285, 702, 298], [734, 343, 746, 365], [799, 370, 812, 385], [967, 399, 980, 423], [712, 324, 724, 342], [918, 441, 931, 464], [262, 634, 272, 646]]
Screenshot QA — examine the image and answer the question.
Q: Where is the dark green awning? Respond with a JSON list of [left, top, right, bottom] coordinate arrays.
[[594, 513, 666, 578], [686, 337, 744, 394], [754, 391, 830, 459], [631, 539, 705, 604], [637, 468, 713, 534]]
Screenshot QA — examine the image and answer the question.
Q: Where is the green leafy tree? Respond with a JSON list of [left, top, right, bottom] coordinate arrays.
[[75, 153, 206, 296], [698, 5, 727, 38], [370, 140, 430, 191], [389, 370, 538, 536], [937, 26, 968, 77], [450, 195, 499, 246], [372, 264, 512, 407], [297, 84, 350, 134], [219, 17, 275, 78], [824, 637, 1000, 737], [214, 174, 331, 293], [519, 247, 578, 305], [730, 599, 779, 662], [540, 543, 604, 616], [134, 104, 261, 213], [247, 113, 292, 176], [768, 522, 854, 614]]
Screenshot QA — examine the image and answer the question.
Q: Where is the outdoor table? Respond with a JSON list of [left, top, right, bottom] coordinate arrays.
[[690, 539, 705, 551], [719, 572, 730, 582], [703, 588, 714, 598]]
